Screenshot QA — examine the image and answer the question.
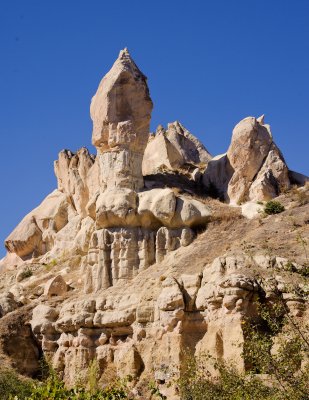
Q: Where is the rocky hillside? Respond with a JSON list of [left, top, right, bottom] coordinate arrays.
[[0, 49, 308, 399]]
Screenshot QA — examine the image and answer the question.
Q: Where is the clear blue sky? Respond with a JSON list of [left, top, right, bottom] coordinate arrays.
[[0, 0, 308, 258]]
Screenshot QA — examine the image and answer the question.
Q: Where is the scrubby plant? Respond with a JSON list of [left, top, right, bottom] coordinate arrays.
[[264, 200, 285, 215], [7, 361, 129, 400], [0, 369, 32, 400], [19, 267, 33, 281], [177, 292, 309, 400]]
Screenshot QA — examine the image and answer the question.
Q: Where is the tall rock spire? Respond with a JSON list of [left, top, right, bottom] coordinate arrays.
[[90, 48, 153, 190]]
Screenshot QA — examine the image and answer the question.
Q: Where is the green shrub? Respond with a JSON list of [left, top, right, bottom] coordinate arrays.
[[25, 376, 128, 399], [264, 200, 285, 215], [5, 362, 129, 400], [177, 295, 309, 400], [0, 369, 32, 399], [19, 267, 33, 281]]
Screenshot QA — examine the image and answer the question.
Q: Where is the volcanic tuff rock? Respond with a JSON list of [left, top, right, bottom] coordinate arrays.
[[4, 48, 211, 287], [90, 47, 153, 191], [142, 121, 212, 175], [0, 49, 308, 399], [203, 115, 296, 203]]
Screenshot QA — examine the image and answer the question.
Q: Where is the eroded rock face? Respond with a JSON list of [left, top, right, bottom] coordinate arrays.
[[4, 49, 210, 281], [54, 148, 99, 218], [5, 190, 71, 259], [91, 48, 153, 191], [84, 226, 194, 293], [3, 49, 308, 399], [30, 253, 308, 390], [203, 116, 291, 203], [142, 121, 212, 176]]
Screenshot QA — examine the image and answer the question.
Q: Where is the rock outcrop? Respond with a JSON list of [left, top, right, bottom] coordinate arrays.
[[203, 116, 293, 203], [90, 47, 153, 191], [142, 121, 212, 176], [4, 49, 211, 288], [30, 252, 308, 394], [1, 49, 308, 399]]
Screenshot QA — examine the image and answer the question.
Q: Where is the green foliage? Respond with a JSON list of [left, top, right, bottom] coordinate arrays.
[[149, 381, 167, 399], [45, 259, 58, 271], [0, 369, 32, 400], [178, 295, 309, 400], [19, 267, 33, 281], [178, 353, 276, 400], [264, 200, 285, 215], [24, 375, 128, 399], [5, 363, 129, 400]]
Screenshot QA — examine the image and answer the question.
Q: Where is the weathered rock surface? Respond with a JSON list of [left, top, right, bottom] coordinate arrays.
[[4, 49, 210, 281], [91, 47, 153, 191], [54, 148, 99, 218], [1, 49, 308, 399], [203, 116, 292, 203], [44, 275, 68, 297], [5, 190, 71, 259], [142, 121, 212, 175], [29, 252, 308, 391]]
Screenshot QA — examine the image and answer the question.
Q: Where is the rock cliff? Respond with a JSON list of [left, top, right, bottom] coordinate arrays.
[[0, 49, 308, 399]]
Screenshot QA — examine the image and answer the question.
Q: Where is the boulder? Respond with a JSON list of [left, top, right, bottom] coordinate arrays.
[[44, 275, 68, 297], [142, 126, 183, 175], [0, 292, 19, 317]]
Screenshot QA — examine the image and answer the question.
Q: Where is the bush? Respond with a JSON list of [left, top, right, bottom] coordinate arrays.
[[5, 362, 129, 400], [19, 267, 33, 281], [177, 295, 309, 400], [264, 200, 285, 215], [0, 369, 32, 399], [178, 353, 276, 400]]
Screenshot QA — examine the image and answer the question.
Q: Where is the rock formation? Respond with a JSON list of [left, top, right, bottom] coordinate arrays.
[[0, 49, 308, 399], [203, 115, 294, 203], [142, 121, 212, 176], [4, 48, 211, 291]]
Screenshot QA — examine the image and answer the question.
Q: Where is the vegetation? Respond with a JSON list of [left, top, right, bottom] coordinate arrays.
[[1, 364, 129, 400], [19, 267, 33, 281], [0, 369, 32, 400], [264, 200, 285, 215], [176, 293, 309, 400]]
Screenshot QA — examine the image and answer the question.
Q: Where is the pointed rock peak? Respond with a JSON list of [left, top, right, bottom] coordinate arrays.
[[257, 114, 265, 125], [118, 47, 131, 59], [165, 121, 212, 164], [168, 121, 185, 132], [108, 47, 146, 80], [156, 125, 166, 135], [91, 49, 153, 151]]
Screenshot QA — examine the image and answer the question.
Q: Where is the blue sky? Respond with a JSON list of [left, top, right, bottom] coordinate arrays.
[[0, 0, 308, 257]]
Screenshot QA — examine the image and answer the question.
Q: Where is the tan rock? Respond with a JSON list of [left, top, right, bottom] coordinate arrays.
[[203, 116, 291, 203], [54, 148, 98, 217], [157, 278, 184, 311], [0, 252, 24, 272], [249, 143, 290, 200], [91, 48, 153, 191], [0, 292, 19, 317], [44, 275, 68, 297], [142, 122, 212, 175], [166, 121, 212, 165], [142, 127, 183, 176], [227, 116, 272, 203], [5, 190, 70, 258]]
